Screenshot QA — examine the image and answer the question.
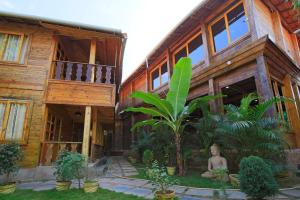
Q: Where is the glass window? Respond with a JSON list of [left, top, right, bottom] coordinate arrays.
[[212, 18, 228, 52], [174, 47, 187, 64], [227, 4, 248, 42], [161, 63, 168, 85], [188, 34, 204, 65], [210, 3, 249, 53], [0, 32, 29, 63], [152, 69, 160, 90], [0, 100, 30, 142]]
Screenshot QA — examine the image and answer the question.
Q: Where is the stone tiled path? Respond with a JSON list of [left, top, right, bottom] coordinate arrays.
[[16, 177, 300, 199], [14, 156, 300, 199]]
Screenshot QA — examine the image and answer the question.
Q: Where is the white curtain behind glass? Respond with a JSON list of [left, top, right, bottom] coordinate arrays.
[[0, 103, 6, 133], [5, 104, 26, 140], [3, 35, 20, 62], [0, 33, 6, 55]]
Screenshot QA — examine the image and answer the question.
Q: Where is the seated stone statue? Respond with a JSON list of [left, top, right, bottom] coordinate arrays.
[[201, 144, 229, 182]]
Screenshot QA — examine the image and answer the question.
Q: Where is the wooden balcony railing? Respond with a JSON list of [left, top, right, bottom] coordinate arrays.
[[52, 60, 116, 84], [40, 141, 82, 166]]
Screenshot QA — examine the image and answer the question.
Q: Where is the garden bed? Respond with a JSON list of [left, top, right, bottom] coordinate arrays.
[[0, 188, 146, 200]]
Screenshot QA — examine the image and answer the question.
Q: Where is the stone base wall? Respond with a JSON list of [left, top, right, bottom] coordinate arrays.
[[285, 149, 300, 170]]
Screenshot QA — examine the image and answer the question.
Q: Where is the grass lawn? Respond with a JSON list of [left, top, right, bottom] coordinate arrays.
[[132, 165, 232, 189], [0, 188, 146, 200]]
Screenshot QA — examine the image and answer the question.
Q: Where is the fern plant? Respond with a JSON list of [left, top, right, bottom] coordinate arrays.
[[216, 93, 289, 163]]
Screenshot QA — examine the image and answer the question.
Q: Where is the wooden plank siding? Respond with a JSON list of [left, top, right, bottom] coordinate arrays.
[[0, 23, 54, 167]]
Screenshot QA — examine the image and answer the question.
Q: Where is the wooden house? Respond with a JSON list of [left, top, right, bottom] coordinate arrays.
[[119, 0, 300, 150], [0, 12, 127, 167]]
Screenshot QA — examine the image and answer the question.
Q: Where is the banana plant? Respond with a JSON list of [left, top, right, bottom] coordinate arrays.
[[125, 57, 218, 176]]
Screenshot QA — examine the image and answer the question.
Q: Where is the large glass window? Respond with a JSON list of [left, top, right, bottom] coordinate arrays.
[[174, 33, 205, 65], [210, 2, 249, 53], [151, 61, 169, 90], [0, 32, 29, 63], [0, 99, 30, 143], [188, 34, 205, 65], [211, 18, 228, 53]]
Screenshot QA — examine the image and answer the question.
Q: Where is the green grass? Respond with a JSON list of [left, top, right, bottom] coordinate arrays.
[[0, 189, 146, 200], [132, 166, 232, 189]]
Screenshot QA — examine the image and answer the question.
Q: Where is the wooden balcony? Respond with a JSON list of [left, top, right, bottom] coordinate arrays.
[[45, 61, 116, 107]]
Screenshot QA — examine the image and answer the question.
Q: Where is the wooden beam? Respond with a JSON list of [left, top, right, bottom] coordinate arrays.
[[82, 38, 97, 157], [282, 75, 300, 148], [254, 55, 276, 116], [291, 34, 300, 66]]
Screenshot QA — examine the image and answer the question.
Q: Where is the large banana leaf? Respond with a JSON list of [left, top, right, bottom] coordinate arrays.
[[125, 107, 165, 118], [166, 57, 192, 118], [130, 91, 173, 119]]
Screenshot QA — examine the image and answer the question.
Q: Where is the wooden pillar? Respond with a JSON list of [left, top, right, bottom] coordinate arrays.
[[201, 24, 211, 65], [282, 75, 300, 147], [272, 11, 285, 50], [82, 39, 97, 157], [291, 34, 300, 65], [254, 55, 276, 116], [245, 0, 258, 41], [208, 79, 217, 113], [292, 84, 300, 118]]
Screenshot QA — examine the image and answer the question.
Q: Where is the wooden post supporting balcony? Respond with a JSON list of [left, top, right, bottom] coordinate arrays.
[[82, 39, 96, 157]]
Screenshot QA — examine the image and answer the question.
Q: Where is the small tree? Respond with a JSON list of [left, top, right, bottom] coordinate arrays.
[[239, 156, 278, 200], [0, 143, 23, 184], [143, 149, 154, 167], [126, 57, 219, 176]]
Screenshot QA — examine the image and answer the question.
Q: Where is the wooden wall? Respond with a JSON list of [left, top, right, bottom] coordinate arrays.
[[0, 22, 55, 167]]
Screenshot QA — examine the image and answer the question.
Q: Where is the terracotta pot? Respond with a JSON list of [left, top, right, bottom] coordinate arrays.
[[166, 166, 176, 176], [155, 190, 175, 200], [56, 181, 71, 191], [83, 180, 98, 193], [229, 174, 240, 188], [0, 182, 16, 194]]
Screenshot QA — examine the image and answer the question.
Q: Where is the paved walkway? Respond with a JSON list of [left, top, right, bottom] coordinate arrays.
[[15, 156, 300, 199]]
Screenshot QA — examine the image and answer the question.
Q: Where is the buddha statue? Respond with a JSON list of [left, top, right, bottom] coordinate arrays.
[[201, 144, 229, 181]]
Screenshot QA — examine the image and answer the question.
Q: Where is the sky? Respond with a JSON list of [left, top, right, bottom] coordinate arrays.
[[0, 0, 203, 81]]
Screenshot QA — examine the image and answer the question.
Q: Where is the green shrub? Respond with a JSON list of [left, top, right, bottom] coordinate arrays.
[[143, 149, 154, 167], [0, 143, 23, 184], [239, 156, 278, 199], [54, 151, 85, 186]]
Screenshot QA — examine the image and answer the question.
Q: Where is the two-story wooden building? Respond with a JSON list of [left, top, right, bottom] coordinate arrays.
[[119, 0, 300, 151], [0, 12, 127, 167]]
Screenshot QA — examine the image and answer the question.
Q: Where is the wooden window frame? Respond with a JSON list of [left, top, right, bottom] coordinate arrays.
[[0, 99, 32, 144], [150, 60, 169, 91], [172, 32, 204, 66], [45, 112, 63, 142], [0, 30, 29, 64], [208, 0, 250, 54]]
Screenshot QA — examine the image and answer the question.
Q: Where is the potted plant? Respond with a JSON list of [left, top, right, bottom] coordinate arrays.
[[54, 151, 85, 191], [83, 161, 99, 193], [147, 160, 177, 200], [165, 145, 176, 176], [0, 143, 23, 194]]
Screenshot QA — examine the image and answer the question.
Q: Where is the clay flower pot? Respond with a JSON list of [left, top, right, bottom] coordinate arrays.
[[83, 180, 98, 193], [155, 190, 175, 200], [166, 166, 176, 176], [0, 182, 16, 194], [56, 181, 71, 191]]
